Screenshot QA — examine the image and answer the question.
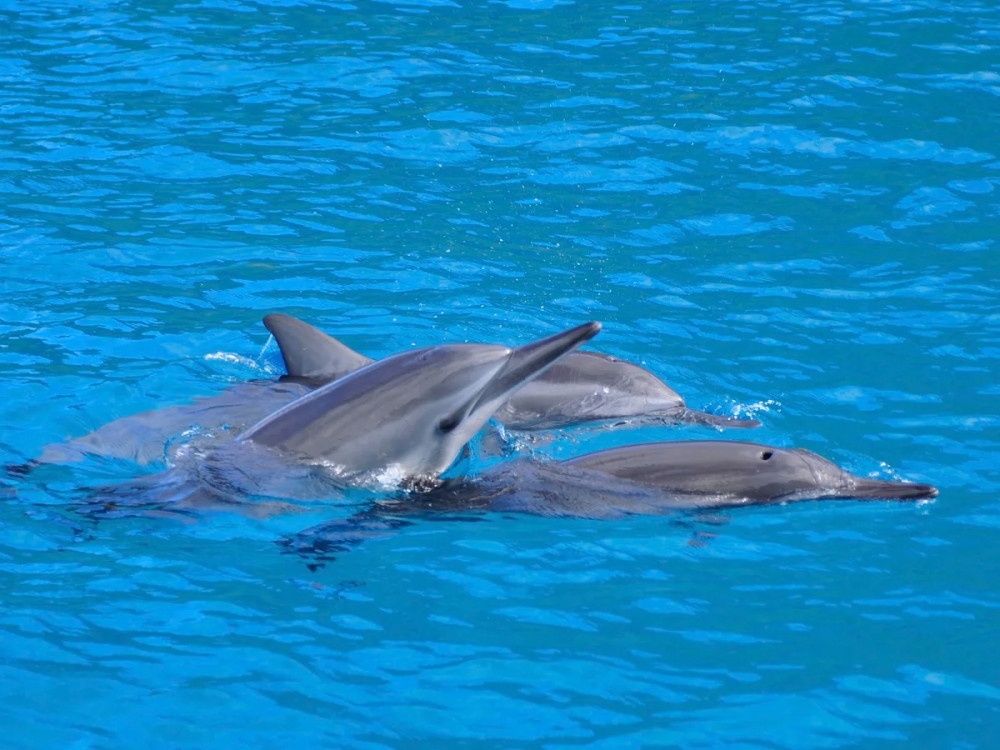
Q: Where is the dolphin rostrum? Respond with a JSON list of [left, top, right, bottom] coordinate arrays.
[[264, 313, 760, 431]]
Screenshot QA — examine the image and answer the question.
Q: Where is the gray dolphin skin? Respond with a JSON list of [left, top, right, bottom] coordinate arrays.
[[266, 313, 759, 431], [562, 441, 939, 505], [239, 321, 602, 482]]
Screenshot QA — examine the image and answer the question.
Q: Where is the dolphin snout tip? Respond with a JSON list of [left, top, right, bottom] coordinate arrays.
[[888, 481, 939, 501], [848, 476, 939, 501], [901, 482, 938, 500]]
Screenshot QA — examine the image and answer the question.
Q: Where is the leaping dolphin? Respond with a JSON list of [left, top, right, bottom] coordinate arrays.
[[264, 313, 760, 431]]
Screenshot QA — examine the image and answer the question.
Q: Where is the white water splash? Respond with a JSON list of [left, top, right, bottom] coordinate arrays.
[[205, 348, 283, 377], [734, 398, 782, 420]]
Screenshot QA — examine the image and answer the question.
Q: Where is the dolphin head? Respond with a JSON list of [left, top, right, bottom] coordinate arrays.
[[564, 441, 937, 505], [783, 446, 938, 502], [239, 322, 601, 485]]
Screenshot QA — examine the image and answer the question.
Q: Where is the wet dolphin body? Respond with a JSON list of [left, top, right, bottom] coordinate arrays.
[[239, 321, 603, 482], [264, 313, 760, 431], [279, 440, 938, 564], [77, 322, 603, 513], [385, 440, 937, 515], [560, 441, 939, 506]]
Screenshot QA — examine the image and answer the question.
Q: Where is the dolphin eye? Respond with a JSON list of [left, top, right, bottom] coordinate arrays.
[[760, 451, 774, 461], [438, 415, 459, 434]]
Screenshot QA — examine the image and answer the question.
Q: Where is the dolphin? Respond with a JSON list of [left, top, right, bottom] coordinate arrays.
[[372, 440, 937, 515], [239, 321, 602, 483], [560, 441, 939, 506], [277, 440, 938, 565], [493, 351, 759, 430], [264, 313, 760, 431], [75, 322, 603, 513]]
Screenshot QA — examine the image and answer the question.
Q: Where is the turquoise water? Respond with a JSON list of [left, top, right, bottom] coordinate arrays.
[[3, 0, 999, 746]]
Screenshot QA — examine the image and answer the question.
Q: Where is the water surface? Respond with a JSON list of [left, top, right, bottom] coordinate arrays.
[[2, 0, 999, 746]]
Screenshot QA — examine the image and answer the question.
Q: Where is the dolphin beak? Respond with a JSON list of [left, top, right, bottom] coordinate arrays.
[[846, 476, 939, 501], [473, 321, 602, 413]]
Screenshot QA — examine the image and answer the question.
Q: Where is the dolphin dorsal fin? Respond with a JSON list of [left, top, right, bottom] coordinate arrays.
[[263, 313, 373, 382]]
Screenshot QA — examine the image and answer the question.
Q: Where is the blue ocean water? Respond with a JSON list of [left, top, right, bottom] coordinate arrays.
[[2, 0, 999, 746]]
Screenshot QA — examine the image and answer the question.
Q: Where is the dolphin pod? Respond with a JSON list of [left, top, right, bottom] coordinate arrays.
[[23, 313, 757, 470], [17, 313, 937, 525]]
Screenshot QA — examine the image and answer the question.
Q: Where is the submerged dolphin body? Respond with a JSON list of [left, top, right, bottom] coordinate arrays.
[[33, 380, 310, 467], [264, 313, 760, 431], [18, 315, 374, 472]]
